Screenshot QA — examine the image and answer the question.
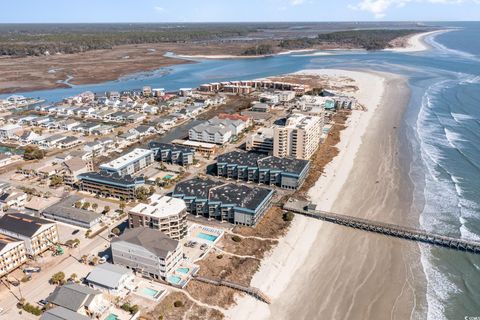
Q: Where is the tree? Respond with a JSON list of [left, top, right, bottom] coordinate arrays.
[[23, 146, 45, 161], [74, 201, 82, 209], [135, 186, 150, 201], [50, 272, 65, 285], [90, 256, 99, 265], [50, 175, 63, 187], [148, 185, 155, 195], [103, 206, 111, 214], [119, 202, 126, 212], [82, 202, 90, 210], [91, 203, 98, 210], [111, 227, 120, 236], [68, 273, 78, 282], [81, 255, 88, 264]]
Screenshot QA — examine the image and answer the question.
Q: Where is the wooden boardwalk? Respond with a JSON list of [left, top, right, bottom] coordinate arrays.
[[193, 275, 272, 304], [284, 198, 480, 254]]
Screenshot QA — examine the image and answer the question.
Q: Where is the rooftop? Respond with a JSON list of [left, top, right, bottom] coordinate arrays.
[[130, 194, 186, 219], [85, 263, 133, 289], [46, 283, 101, 312], [173, 178, 224, 199], [43, 195, 101, 224], [40, 306, 90, 320], [217, 151, 309, 175], [0, 213, 55, 237], [78, 171, 143, 187], [210, 183, 273, 211], [0, 233, 23, 253], [112, 227, 179, 258], [99, 148, 153, 171], [149, 141, 194, 155]]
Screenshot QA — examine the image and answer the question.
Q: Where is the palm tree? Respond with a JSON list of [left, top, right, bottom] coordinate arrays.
[[91, 203, 98, 211]]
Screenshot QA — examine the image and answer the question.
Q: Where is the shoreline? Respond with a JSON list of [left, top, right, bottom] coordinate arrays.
[[225, 68, 426, 319], [385, 29, 451, 53]]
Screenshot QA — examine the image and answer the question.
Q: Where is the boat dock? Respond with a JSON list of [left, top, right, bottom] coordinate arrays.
[[284, 198, 480, 254]]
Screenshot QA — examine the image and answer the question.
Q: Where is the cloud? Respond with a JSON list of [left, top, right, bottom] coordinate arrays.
[[290, 0, 306, 5], [154, 6, 164, 11], [349, 0, 472, 18]]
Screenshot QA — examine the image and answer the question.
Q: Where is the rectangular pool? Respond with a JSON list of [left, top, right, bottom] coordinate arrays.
[[177, 267, 189, 274], [143, 287, 160, 299], [197, 232, 218, 242], [168, 275, 182, 285]]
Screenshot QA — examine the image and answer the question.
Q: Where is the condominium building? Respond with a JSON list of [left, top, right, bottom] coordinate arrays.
[[0, 234, 27, 277], [188, 116, 249, 145], [99, 148, 154, 176], [216, 151, 310, 190], [148, 142, 195, 166], [111, 227, 183, 281], [0, 213, 59, 256], [128, 194, 188, 240], [273, 114, 323, 160], [172, 178, 274, 226], [246, 128, 274, 154], [78, 172, 145, 201]]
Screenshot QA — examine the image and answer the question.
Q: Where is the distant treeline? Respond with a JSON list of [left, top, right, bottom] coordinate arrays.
[[0, 26, 255, 56], [0, 25, 426, 56], [280, 29, 422, 51]]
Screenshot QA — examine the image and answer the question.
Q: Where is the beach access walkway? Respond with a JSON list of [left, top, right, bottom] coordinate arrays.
[[284, 198, 480, 254]]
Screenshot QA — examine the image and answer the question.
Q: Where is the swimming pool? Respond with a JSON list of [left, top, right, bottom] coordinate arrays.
[[143, 287, 160, 299], [177, 267, 189, 274], [197, 232, 218, 242], [105, 314, 119, 320], [168, 275, 182, 285], [164, 174, 174, 180]]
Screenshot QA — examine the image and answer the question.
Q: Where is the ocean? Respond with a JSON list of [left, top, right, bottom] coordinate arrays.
[[2, 21, 480, 319]]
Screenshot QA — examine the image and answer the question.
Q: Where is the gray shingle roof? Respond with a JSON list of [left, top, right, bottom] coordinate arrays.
[[0, 213, 54, 237], [40, 306, 90, 320], [112, 227, 179, 258], [43, 195, 101, 224], [46, 283, 101, 312]]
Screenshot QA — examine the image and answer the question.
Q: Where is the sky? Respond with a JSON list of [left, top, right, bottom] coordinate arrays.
[[0, 0, 479, 23]]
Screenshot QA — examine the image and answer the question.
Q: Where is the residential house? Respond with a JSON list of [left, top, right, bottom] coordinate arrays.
[[85, 263, 134, 296]]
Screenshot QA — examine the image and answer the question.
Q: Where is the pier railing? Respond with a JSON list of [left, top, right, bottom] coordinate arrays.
[[192, 275, 272, 304], [284, 198, 480, 254]]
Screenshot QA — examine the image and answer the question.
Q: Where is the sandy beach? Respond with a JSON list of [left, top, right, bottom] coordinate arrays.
[[386, 30, 450, 53], [225, 68, 427, 320]]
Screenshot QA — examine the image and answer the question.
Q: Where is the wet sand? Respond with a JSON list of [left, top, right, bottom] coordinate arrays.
[[226, 69, 427, 319], [272, 73, 427, 319]]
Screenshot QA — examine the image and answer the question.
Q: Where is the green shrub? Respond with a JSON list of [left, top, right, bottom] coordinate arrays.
[[22, 303, 42, 316], [283, 212, 295, 222], [231, 235, 242, 243], [173, 300, 184, 308]]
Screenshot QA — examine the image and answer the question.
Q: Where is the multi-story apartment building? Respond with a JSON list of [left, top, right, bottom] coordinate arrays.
[[111, 227, 182, 281], [273, 114, 323, 160], [78, 172, 144, 201], [148, 142, 195, 166], [128, 194, 188, 240], [172, 178, 274, 226], [0, 213, 58, 256], [216, 151, 310, 190], [188, 116, 249, 145], [99, 148, 154, 176], [246, 128, 274, 154], [0, 234, 27, 277]]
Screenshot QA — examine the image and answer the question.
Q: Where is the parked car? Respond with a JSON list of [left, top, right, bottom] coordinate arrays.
[[37, 300, 47, 307], [23, 267, 41, 273], [72, 229, 80, 235]]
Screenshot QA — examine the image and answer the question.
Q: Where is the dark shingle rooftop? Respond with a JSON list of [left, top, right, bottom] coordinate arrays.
[[40, 306, 90, 320], [217, 151, 264, 167], [149, 142, 194, 155], [173, 178, 223, 199], [210, 184, 272, 211], [258, 156, 310, 175], [217, 151, 309, 175], [0, 213, 54, 237], [78, 171, 143, 186], [112, 227, 178, 258]]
